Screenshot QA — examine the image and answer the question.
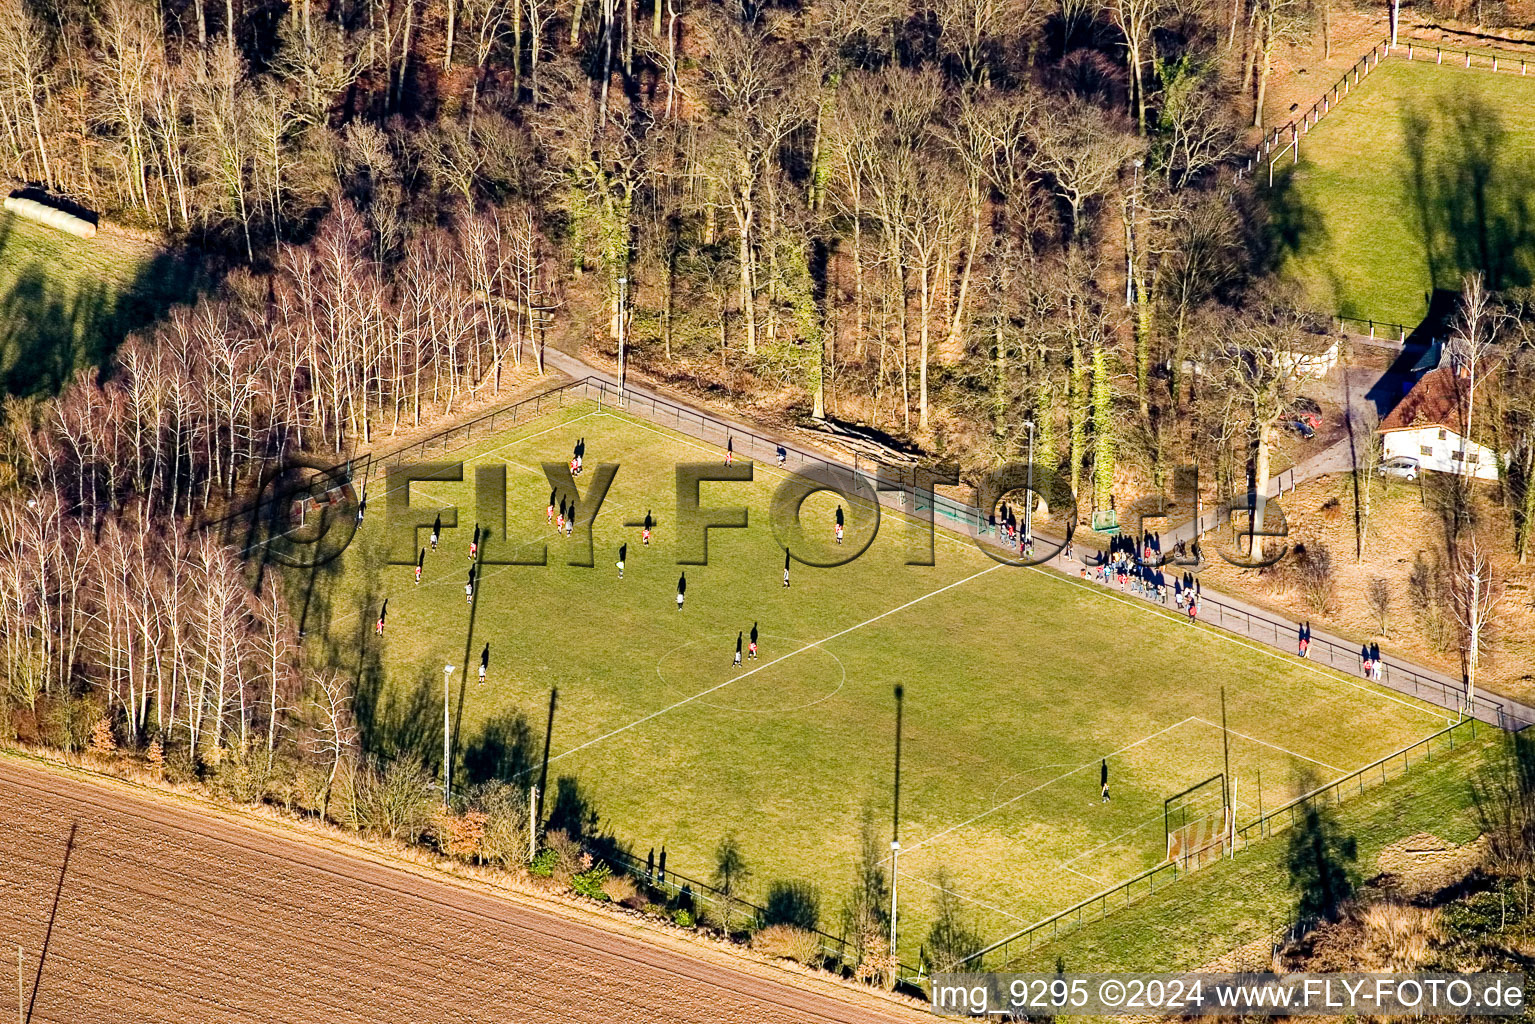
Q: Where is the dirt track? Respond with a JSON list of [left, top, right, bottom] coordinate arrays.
[[0, 757, 932, 1024]]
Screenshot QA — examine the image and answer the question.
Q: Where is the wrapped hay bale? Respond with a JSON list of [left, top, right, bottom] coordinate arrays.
[[3, 193, 97, 239]]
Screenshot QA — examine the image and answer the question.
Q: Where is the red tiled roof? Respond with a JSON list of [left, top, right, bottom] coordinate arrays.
[[1377, 366, 1492, 445]]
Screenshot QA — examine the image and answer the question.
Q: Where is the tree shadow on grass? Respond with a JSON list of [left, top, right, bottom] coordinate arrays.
[[0, 213, 210, 396], [354, 661, 439, 766], [1401, 94, 1535, 298], [460, 708, 537, 786], [1258, 157, 1334, 301]]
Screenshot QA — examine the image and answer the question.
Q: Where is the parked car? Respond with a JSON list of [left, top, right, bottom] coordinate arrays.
[[1290, 397, 1323, 429], [1284, 419, 1316, 440], [1379, 456, 1419, 481]]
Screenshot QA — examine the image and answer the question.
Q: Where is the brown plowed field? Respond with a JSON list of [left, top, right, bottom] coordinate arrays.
[[0, 757, 931, 1024]]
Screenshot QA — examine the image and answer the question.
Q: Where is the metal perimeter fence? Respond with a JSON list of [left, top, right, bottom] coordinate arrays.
[[960, 715, 1482, 969], [229, 374, 1523, 975], [1237, 37, 1535, 186], [237, 372, 1529, 733], [596, 845, 921, 978]]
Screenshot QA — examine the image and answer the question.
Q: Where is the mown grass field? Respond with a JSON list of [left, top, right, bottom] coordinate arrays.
[[1018, 731, 1494, 972], [0, 209, 197, 394], [298, 400, 1453, 962], [1271, 58, 1535, 327]]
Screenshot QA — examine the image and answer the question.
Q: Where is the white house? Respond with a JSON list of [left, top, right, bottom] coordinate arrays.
[[1377, 366, 1503, 481]]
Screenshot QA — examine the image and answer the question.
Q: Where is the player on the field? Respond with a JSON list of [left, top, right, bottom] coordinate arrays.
[[355, 491, 367, 526], [748, 622, 758, 660], [834, 505, 844, 545], [617, 542, 626, 580], [414, 549, 424, 585], [375, 598, 388, 636], [466, 567, 476, 604], [547, 490, 556, 524], [676, 572, 686, 609], [469, 523, 479, 561], [734, 632, 743, 667], [431, 513, 441, 552], [783, 550, 791, 588], [565, 502, 574, 538], [776, 444, 787, 468], [643, 510, 653, 546], [725, 436, 734, 466], [1100, 759, 1110, 802], [479, 643, 489, 684]]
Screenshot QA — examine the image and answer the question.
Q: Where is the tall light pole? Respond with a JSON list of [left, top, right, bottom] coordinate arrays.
[[617, 275, 629, 391], [889, 684, 903, 966], [442, 664, 455, 805], [1023, 420, 1035, 546]]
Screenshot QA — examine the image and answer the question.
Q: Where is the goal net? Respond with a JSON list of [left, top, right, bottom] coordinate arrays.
[[1165, 774, 1230, 871]]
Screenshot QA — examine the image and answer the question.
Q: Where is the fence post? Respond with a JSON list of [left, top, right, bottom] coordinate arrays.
[[1466, 50, 1471, 68], [1437, 47, 1442, 64]]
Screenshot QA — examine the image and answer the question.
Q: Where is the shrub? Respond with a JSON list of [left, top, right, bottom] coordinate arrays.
[[751, 924, 823, 967], [542, 828, 586, 883], [470, 782, 530, 868], [88, 716, 116, 757], [529, 848, 559, 877], [571, 863, 613, 900], [1359, 903, 1440, 971], [1293, 539, 1336, 614], [925, 867, 981, 973], [672, 907, 695, 928], [433, 809, 488, 861], [601, 871, 639, 906], [349, 755, 436, 842], [145, 736, 165, 776]]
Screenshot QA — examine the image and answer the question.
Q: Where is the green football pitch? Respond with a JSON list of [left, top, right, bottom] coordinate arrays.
[[300, 401, 1451, 961], [1270, 58, 1535, 327]]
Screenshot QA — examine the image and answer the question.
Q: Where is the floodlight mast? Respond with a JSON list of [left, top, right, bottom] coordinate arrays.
[[1024, 421, 1035, 545], [890, 685, 904, 965], [443, 665, 456, 805]]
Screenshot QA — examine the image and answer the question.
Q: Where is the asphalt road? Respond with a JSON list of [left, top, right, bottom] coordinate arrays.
[[0, 756, 931, 1024]]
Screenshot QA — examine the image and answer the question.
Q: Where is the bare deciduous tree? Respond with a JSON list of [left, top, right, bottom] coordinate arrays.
[[1450, 537, 1503, 715]]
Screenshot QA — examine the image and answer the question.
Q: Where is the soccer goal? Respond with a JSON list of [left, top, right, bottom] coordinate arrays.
[[1165, 773, 1231, 871]]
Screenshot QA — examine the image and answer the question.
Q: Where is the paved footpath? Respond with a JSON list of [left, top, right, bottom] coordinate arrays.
[[540, 347, 1535, 730]]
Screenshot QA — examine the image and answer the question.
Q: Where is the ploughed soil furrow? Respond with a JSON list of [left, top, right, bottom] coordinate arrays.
[[0, 759, 929, 1024]]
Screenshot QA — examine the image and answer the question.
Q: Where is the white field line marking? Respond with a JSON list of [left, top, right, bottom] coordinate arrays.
[[894, 717, 1198, 860], [988, 763, 1078, 802], [1060, 862, 1110, 886], [1059, 806, 1179, 868], [897, 872, 1030, 923], [618, 410, 1448, 733], [1027, 565, 1448, 724], [1190, 716, 1344, 773], [539, 562, 1007, 770]]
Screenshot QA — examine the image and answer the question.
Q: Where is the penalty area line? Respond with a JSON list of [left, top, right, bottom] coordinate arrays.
[[1189, 716, 1344, 773], [894, 716, 1199, 860]]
